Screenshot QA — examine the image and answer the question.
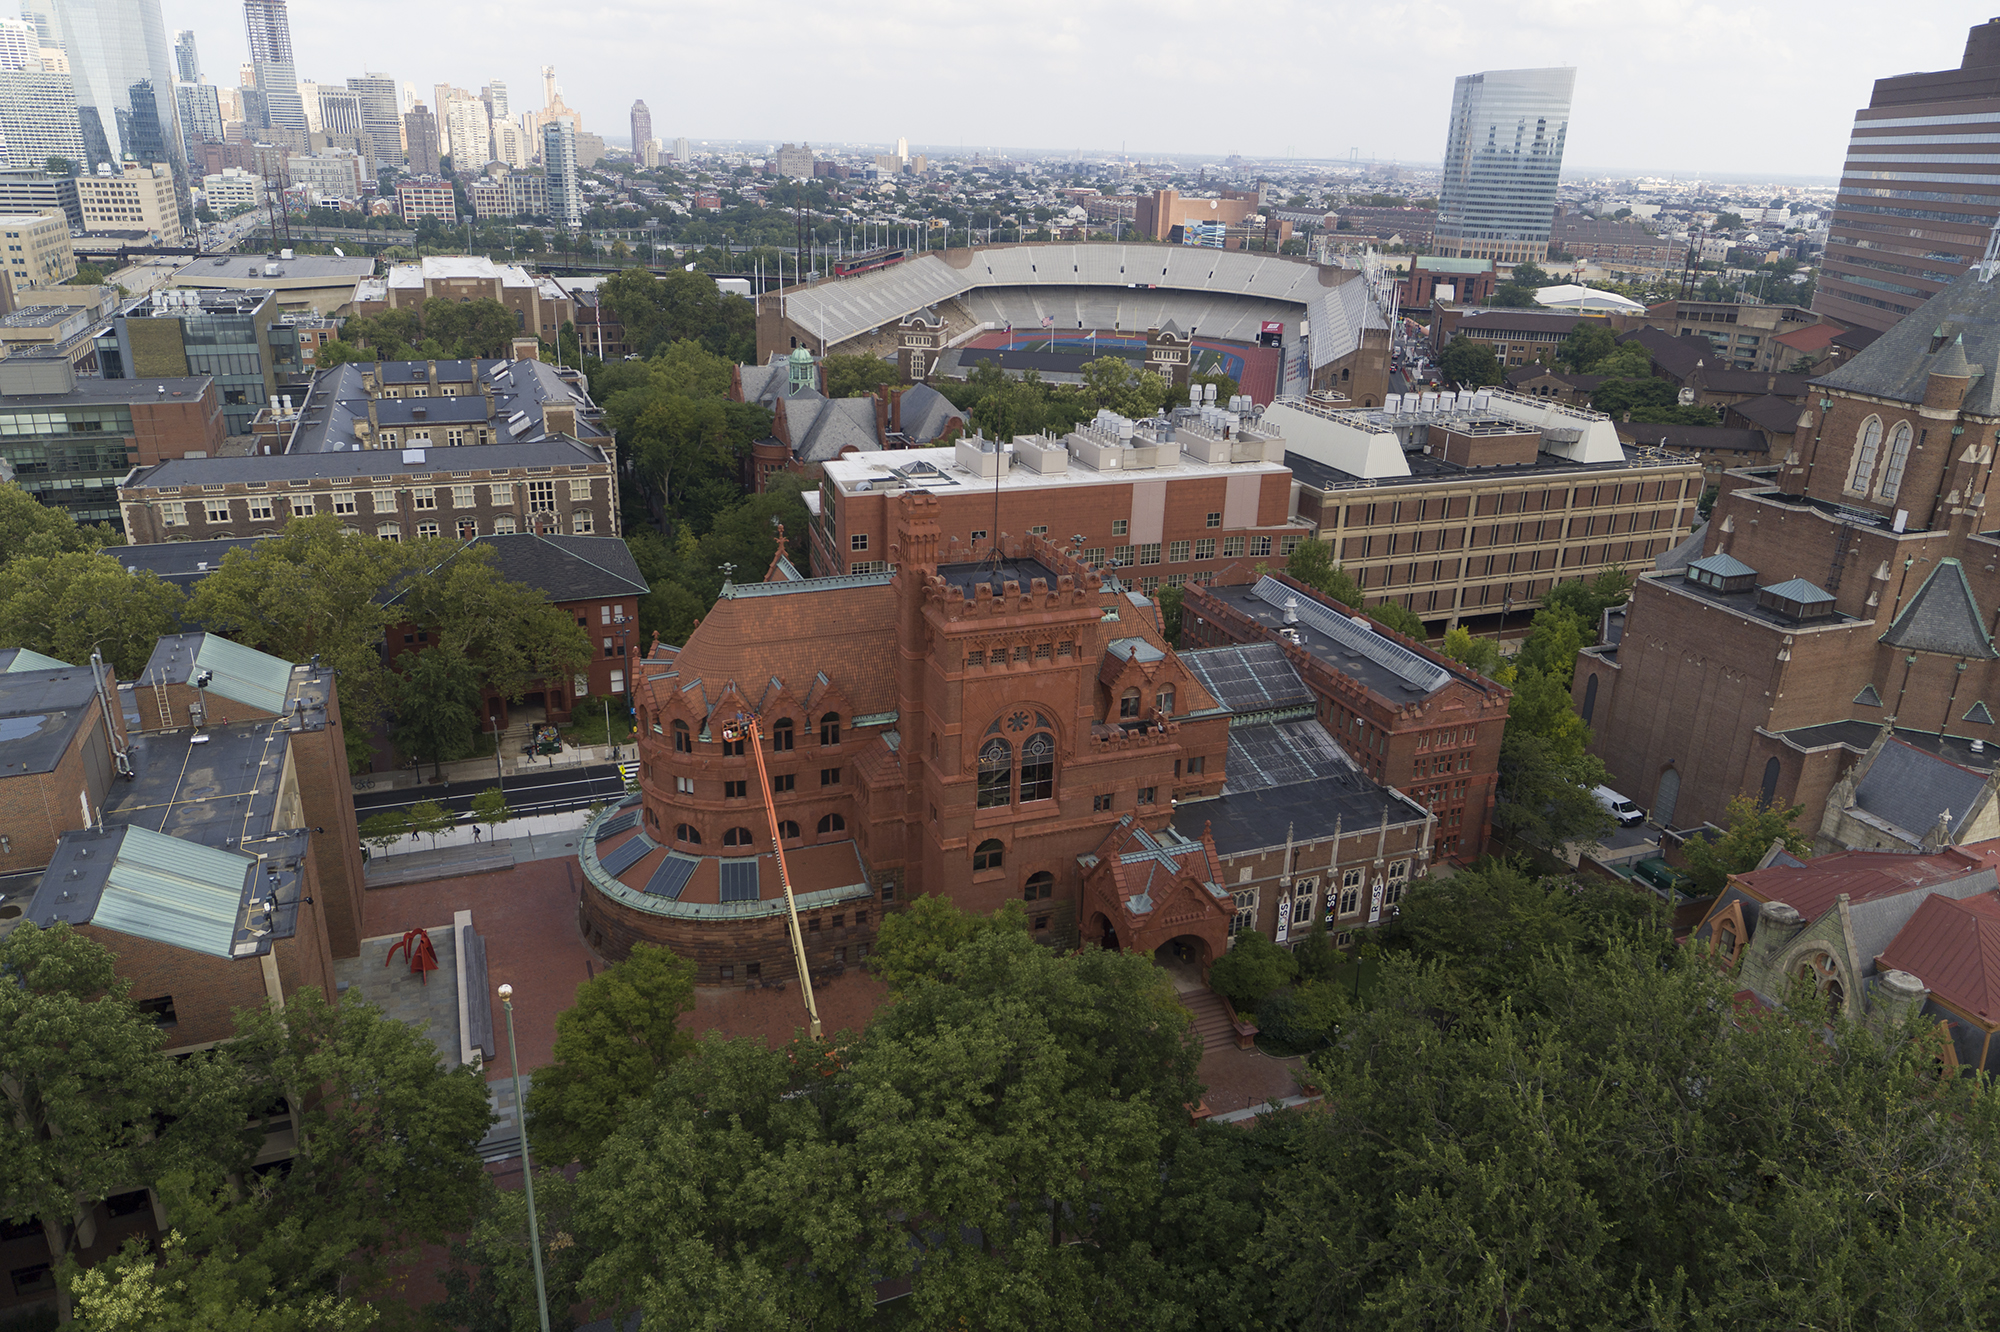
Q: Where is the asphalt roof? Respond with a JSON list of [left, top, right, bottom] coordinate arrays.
[[0, 664, 98, 774], [127, 436, 608, 487], [1198, 576, 1453, 699], [1815, 266, 2000, 413], [285, 358, 599, 455], [0, 376, 213, 409], [1880, 559, 1997, 660], [1617, 423, 1768, 455], [1185, 770, 1428, 856], [176, 254, 375, 282], [412, 533, 648, 604], [1854, 740, 1990, 844]]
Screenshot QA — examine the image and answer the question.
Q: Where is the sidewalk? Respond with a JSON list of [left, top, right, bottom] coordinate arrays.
[[363, 809, 597, 887]]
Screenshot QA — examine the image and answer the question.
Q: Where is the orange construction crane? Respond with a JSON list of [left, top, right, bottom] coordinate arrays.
[[720, 712, 822, 1039]]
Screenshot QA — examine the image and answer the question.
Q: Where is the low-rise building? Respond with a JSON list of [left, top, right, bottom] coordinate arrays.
[[1399, 256, 1496, 310], [1266, 390, 1704, 634], [1618, 326, 1812, 408], [1432, 306, 1585, 368], [394, 176, 455, 223], [278, 354, 608, 454], [117, 435, 619, 544], [167, 252, 376, 316], [1635, 300, 1827, 374], [0, 294, 115, 372], [0, 211, 74, 308], [95, 289, 281, 437], [75, 161, 184, 244], [200, 166, 263, 214], [0, 358, 223, 526], [351, 256, 572, 345]]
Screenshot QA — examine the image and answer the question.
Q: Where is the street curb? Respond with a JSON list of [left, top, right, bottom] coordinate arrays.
[[365, 853, 517, 889]]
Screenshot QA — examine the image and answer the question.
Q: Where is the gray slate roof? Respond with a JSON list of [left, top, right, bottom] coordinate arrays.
[[1815, 267, 2000, 413], [785, 395, 879, 463], [128, 436, 608, 487], [1880, 558, 1997, 659], [1853, 740, 1989, 842]]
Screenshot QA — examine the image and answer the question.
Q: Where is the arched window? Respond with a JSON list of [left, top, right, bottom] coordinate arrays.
[[1156, 687, 1175, 715], [1877, 422, 1913, 501], [723, 826, 754, 847], [1023, 870, 1054, 901], [772, 718, 795, 752], [973, 839, 1004, 871], [778, 819, 800, 840], [1848, 416, 1882, 494], [977, 737, 1013, 809], [674, 823, 702, 845], [672, 719, 691, 753], [1759, 756, 1781, 809], [819, 713, 841, 746], [1119, 688, 1141, 719], [817, 812, 846, 834], [1019, 732, 1054, 803]]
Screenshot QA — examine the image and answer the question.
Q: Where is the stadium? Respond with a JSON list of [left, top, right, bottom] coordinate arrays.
[[753, 242, 1392, 405]]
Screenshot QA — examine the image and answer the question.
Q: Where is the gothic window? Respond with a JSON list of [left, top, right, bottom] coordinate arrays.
[[1848, 416, 1882, 495], [818, 813, 846, 834], [1760, 757, 1781, 809], [973, 839, 1004, 871], [1229, 889, 1256, 936], [1877, 422, 1913, 502], [723, 826, 754, 847], [977, 737, 1013, 808], [672, 719, 691, 753], [1339, 867, 1362, 915], [1019, 732, 1054, 802], [1023, 871, 1054, 901]]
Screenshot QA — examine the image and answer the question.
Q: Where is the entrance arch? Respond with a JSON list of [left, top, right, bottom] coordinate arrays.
[[1153, 935, 1213, 994]]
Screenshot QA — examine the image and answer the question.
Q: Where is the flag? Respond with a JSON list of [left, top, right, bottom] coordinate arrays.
[[1041, 315, 1054, 329]]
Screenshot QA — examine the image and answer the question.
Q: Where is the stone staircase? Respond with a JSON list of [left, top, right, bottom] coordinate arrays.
[[1180, 986, 1237, 1054]]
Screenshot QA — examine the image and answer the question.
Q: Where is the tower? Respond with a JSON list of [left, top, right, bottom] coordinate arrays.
[[630, 98, 651, 157], [1432, 66, 1575, 266], [172, 28, 199, 83], [241, 0, 305, 131], [543, 119, 581, 230]]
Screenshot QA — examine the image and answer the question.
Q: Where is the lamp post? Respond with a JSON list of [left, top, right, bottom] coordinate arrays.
[[496, 983, 551, 1332]]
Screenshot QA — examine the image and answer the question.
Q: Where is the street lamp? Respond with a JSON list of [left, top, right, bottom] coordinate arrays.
[[496, 983, 551, 1332]]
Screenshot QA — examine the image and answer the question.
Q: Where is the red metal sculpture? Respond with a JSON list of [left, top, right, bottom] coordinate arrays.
[[386, 927, 439, 984]]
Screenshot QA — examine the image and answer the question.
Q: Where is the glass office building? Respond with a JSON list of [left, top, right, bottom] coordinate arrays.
[[1433, 67, 1576, 266], [96, 289, 277, 436]]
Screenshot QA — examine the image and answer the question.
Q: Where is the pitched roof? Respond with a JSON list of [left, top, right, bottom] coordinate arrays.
[[1178, 642, 1313, 716], [1734, 844, 1999, 920], [1729, 394, 1807, 434], [1879, 891, 2000, 1024], [1689, 552, 1758, 578], [31, 824, 258, 959], [139, 632, 294, 715], [1880, 559, 1997, 659], [1618, 423, 1768, 455], [467, 533, 648, 602], [1774, 323, 1843, 353], [1761, 577, 1833, 604], [1853, 739, 1990, 842], [1815, 266, 2000, 413]]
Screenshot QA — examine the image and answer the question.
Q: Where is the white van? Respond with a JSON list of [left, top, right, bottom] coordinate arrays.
[[1593, 784, 1644, 826]]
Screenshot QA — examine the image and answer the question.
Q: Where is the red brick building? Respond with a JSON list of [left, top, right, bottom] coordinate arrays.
[[1575, 266, 2000, 838], [577, 513, 1434, 990]]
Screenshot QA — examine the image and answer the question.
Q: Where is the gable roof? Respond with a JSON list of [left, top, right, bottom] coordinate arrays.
[[1774, 323, 1843, 354], [1853, 739, 1990, 842], [466, 533, 647, 603], [1880, 558, 1997, 660], [1729, 394, 1807, 434], [1880, 892, 2000, 1025], [1734, 845, 2000, 921], [1814, 266, 2000, 414], [140, 632, 294, 715]]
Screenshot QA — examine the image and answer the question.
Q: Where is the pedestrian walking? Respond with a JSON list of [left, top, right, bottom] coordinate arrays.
[[472, 824, 482, 843]]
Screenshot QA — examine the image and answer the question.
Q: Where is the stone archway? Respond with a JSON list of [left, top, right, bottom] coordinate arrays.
[[1085, 911, 1118, 952], [1152, 935, 1212, 993]]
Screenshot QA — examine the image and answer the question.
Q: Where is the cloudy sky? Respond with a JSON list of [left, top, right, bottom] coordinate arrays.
[[163, 0, 1992, 179]]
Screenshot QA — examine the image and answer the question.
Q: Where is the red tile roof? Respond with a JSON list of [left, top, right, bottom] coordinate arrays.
[[1733, 845, 1998, 922], [1880, 892, 2000, 1025], [1774, 323, 1842, 353]]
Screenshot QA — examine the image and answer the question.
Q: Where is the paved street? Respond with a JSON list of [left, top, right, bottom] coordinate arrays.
[[353, 763, 627, 820]]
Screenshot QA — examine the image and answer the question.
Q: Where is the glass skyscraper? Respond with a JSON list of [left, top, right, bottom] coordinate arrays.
[[1433, 66, 1576, 266], [242, 0, 304, 132], [24, 0, 184, 175]]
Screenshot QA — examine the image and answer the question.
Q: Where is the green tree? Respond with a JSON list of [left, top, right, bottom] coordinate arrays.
[[1280, 539, 1364, 607], [1556, 321, 1616, 372], [1681, 793, 1812, 895], [470, 785, 512, 833], [1079, 356, 1169, 418], [68, 261, 107, 286], [1206, 929, 1298, 1011], [820, 353, 899, 399], [524, 942, 699, 1167], [223, 988, 493, 1302], [388, 648, 484, 780], [1439, 625, 1506, 678], [1366, 598, 1428, 639], [434, 1170, 590, 1332], [43, 155, 74, 176], [393, 545, 591, 714], [0, 482, 116, 562], [1485, 282, 1538, 308], [405, 798, 455, 849], [0, 550, 182, 676], [1712, 211, 1746, 231], [1156, 582, 1185, 643], [868, 894, 1029, 995], [0, 925, 252, 1315], [1437, 334, 1503, 387], [358, 808, 409, 857]]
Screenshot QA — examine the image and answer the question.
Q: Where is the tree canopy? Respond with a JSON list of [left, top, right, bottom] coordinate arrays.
[[1438, 334, 1504, 387]]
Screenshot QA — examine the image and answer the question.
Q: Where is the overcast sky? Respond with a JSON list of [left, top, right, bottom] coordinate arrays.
[[162, 0, 1993, 180]]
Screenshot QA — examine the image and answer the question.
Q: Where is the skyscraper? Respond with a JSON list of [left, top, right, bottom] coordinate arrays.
[[481, 80, 507, 119], [347, 73, 402, 168], [630, 98, 651, 154], [1815, 18, 2000, 334], [402, 101, 438, 176], [242, 0, 304, 131], [0, 17, 37, 70], [543, 119, 580, 230], [172, 27, 198, 83], [23, 0, 185, 190], [0, 69, 86, 169], [1432, 66, 1575, 266], [175, 78, 220, 159]]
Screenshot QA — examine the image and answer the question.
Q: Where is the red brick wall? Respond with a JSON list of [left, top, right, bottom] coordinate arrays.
[[129, 385, 228, 464]]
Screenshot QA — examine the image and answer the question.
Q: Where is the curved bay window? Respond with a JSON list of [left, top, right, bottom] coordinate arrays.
[[1019, 732, 1054, 802], [977, 737, 1013, 809]]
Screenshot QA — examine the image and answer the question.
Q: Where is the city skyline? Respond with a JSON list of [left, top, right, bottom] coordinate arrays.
[[153, 0, 1989, 177]]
